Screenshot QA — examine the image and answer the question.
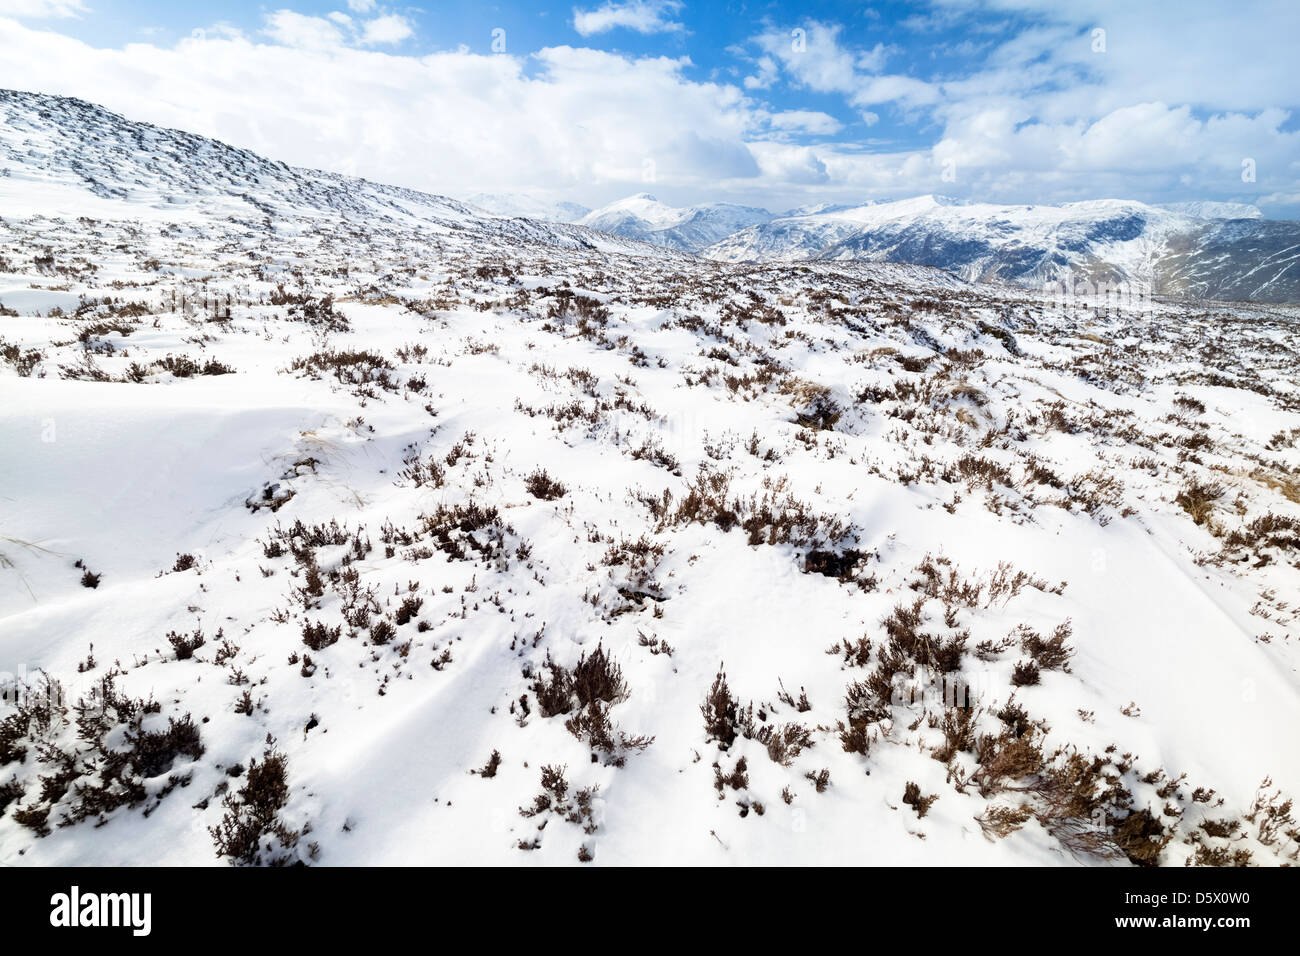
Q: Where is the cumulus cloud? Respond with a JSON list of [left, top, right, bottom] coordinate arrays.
[[746, 143, 831, 185], [0, 2, 1297, 214], [0, 19, 754, 200], [264, 10, 345, 50], [264, 6, 411, 50], [751, 21, 891, 100], [738, 3, 1300, 212], [572, 1, 684, 37], [934, 102, 1300, 184], [360, 13, 412, 46]]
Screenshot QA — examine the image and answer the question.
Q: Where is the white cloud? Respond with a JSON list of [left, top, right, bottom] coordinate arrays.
[[1260, 191, 1300, 208], [0, 20, 758, 201], [752, 21, 890, 98], [572, 1, 684, 37], [346, 0, 376, 12], [746, 143, 831, 185], [767, 110, 843, 136], [360, 13, 412, 46], [263, 8, 411, 51], [0, 0, 85, 16], [263, 10, 345, 50], [0, 3, 1297, 212], [742, 55, 778, 90], [926, 99, 1300, 208], [737, 3, 1300, 208], [852, 74, 940, 109]]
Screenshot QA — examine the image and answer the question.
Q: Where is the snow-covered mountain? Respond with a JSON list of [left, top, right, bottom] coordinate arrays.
[[703, 195, 1300, 303], [465, 192, 590, 223], [1158, 201, 1263, 220], [15, 88, 1284, 304], [2, 90, 1299, 869], [579, 193, 774, 252], [0, 90, 675, 260]]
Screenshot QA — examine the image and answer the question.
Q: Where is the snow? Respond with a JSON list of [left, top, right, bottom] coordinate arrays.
[[583, 193, 684, 229], [1, 89, 1299, 868]]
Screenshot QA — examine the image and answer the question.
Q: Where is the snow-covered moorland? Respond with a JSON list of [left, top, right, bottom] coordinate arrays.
[[1, 92, 1299, 866]]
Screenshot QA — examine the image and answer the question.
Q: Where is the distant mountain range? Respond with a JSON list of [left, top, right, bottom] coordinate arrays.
[[478, 190, 1299, 303], [703, 195, 1300, 303], [576, 194, 775, 253], [3, 86, 1295, 304]]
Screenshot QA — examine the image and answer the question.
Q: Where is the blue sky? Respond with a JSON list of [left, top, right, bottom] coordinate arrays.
[[2, 0, 1298, 215]]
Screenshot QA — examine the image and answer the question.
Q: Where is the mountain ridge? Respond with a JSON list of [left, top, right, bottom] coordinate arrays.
[[577, 193, 775, 252], [701, 195, 1300, 303], [2, 87, 1297, 304], [0, 88, 687, 263]]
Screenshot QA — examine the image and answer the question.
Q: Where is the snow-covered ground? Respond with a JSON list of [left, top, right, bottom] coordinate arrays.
[[1, 91, 1299, 866]]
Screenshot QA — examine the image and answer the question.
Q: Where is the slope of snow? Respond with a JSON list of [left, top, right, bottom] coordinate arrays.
[[0, 89, 680, 261], [582, 193, 684, 229], [1, 91, 1299, 868]]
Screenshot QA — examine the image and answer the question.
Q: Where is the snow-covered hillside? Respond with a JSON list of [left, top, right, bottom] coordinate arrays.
[[2, 91, 1299, 867], [0, 90, 675, 261]]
